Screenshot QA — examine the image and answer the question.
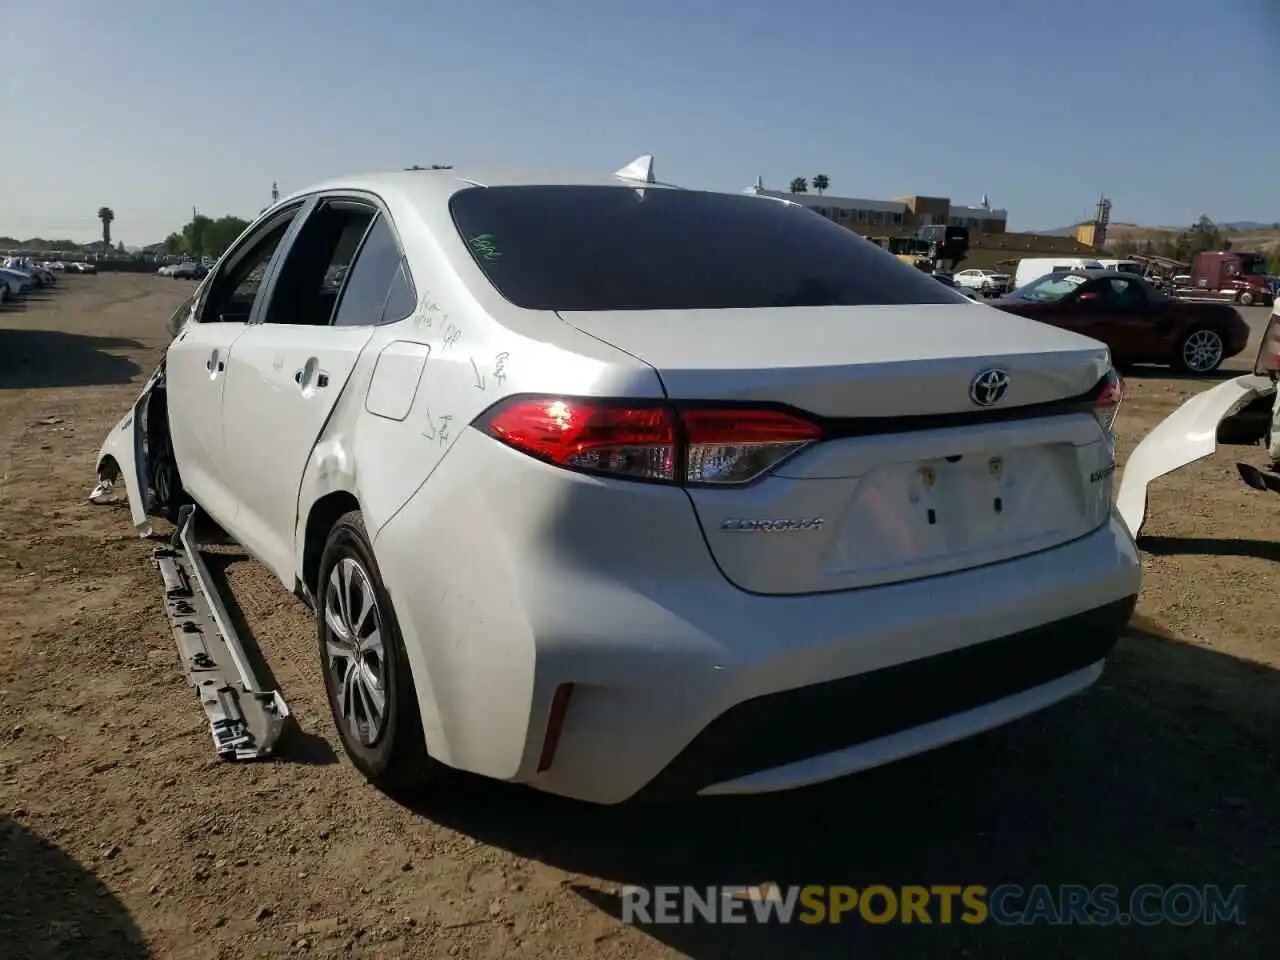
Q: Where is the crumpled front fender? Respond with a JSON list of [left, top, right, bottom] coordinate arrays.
[[1115, 373, 1276, 537], [90, 363, 165, 537]]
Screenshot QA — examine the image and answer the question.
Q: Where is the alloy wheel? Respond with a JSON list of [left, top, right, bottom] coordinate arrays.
[[1182, 329, 1223, 373], [323, 557, 389, 746]]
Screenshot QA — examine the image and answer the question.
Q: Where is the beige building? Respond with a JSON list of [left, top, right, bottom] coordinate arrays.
[[743, 179, 1009, 233]]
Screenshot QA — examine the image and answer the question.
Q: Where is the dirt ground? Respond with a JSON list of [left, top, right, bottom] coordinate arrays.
[[1, 275, 1276, 959]]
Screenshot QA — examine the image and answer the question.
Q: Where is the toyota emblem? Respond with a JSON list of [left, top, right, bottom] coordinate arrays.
[[969, 368, 1010, 407]]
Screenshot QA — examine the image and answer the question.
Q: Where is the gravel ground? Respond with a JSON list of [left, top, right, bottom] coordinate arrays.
[[1, 275, 1276, 959]]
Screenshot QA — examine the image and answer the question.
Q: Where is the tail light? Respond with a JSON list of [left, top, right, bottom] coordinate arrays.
[[1092, 368, 1124, 437], [1254, 308, 1280, 376], [477, 396, 822, 486]]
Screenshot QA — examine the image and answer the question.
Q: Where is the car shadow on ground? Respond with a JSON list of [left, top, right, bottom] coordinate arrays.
[[1139, 534, 1280, 563], [1119, 364, 1246, 383], [0, 329, 142, 389], [406, 620, 1277, 957], [0, 818, 150, 958]]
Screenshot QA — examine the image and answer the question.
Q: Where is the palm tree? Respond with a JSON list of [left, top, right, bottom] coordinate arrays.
[[789, 177, 808, 194], [812, 174, 830, 196], [97, 207, 115, 251]]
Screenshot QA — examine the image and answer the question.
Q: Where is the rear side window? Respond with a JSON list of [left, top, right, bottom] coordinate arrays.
[[448, 186, 961, 311], [333, 216, 406, 327]]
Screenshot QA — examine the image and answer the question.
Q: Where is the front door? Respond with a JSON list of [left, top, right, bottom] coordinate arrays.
[[1091, 276, 1159, 362], [165, 205, 305, 529], [218, 198, 402, 584], [166, 319, 247, 527]]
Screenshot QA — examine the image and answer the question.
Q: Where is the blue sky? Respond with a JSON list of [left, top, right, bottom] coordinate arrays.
[[2, 0, 1276, 245]]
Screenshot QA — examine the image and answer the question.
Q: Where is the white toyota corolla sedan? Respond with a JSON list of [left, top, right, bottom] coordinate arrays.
[[94, 158, 1140, 804]]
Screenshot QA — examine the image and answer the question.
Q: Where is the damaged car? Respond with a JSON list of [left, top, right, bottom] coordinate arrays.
[[91, 158, 1140, 805], [1117, 298, 1280, 533]]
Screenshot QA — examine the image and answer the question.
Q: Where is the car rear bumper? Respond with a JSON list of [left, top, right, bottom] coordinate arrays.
[[374, 429, 1141, 805]]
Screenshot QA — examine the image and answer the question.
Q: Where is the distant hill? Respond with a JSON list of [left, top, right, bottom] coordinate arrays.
[[1038, 219, 1279, 236], [1219, 220, 1278, 231]]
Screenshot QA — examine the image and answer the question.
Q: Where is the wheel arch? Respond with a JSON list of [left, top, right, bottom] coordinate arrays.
[[300, 490, 362, 599]]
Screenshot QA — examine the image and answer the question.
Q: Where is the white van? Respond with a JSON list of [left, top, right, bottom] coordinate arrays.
[[1097, 259, 1144, 276], [1013, 257, 1104, 290]]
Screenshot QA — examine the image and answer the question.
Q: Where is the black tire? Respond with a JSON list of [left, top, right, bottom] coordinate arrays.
[[316, 510, 437, 791], [1172, 326, 1225, 375]]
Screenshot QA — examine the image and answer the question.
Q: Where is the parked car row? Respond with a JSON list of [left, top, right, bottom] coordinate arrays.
[[158, 261, 210, 280], [0, 256, 60, 304], [2, 256, 98, 275]]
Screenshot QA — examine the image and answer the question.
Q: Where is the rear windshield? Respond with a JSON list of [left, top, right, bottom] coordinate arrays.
[[448, 185, 962, 311]]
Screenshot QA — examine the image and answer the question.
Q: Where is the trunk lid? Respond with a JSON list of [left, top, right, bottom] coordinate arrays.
[[561, 303, 1116, 595], [558, 304, 1110, 414]]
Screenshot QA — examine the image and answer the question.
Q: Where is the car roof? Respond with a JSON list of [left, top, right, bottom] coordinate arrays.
[[1050, 268, 1145, 280], [276, 163, 688, 212]]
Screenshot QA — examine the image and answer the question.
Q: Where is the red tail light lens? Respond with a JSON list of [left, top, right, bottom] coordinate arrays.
[[1254, 308, 1280, 376], [483, 398, 676, 481], [478, 396, 822, 486], [1092, 368, 1124, 436]]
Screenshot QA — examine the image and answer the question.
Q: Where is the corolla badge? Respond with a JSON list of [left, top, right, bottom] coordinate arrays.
[[720, 518, 825, 532], [969, 368, 1011, 407]]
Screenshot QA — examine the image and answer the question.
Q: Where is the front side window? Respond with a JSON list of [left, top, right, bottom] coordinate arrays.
[[200, 206, 301, 323], [448, 186, 961, 311]]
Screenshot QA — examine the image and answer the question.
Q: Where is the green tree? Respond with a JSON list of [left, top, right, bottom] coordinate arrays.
[[163, 232, 184, 254], [812, 174, 830, 196], [789, 177, 808, 194], [97, 206, 115, 249], [1185, 215, 1229, 256], [202, 216, 251, 258], [182, 215, 213, 260]]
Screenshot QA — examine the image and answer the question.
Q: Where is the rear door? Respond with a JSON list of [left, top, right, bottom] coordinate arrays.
[[165, 203, 306, 529], [216, 197, 404, 584]]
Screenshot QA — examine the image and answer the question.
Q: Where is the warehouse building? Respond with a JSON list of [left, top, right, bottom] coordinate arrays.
[[743, 178, 1009, 233]]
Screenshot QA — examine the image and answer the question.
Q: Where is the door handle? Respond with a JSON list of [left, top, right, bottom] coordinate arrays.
[[295, 369, 330, 388], [206, 357, 224, 372]]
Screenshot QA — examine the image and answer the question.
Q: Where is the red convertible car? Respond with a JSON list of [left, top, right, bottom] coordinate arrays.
[[992, 270, 1251, 374]]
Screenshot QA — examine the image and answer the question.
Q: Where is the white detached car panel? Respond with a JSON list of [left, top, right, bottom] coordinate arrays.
[[1116, 299, 1280, 534], [93, 160, 1141, 804]]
